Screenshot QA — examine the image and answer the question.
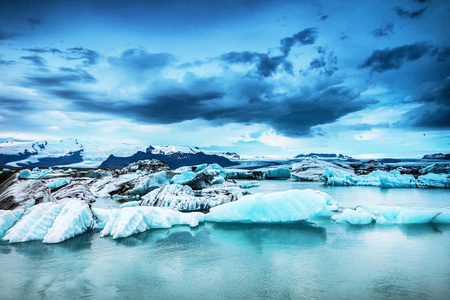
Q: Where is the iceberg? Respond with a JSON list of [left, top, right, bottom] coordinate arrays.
[[332, 206, 450, 225], [3, 202, 63, 243], [3, 201, 95, 243], [0, 209, 25, 236], [42, 201, 94, 243], [205, 189, 336, 223], [323, 168, 450, 188], [100, 206, 204, 239], [141, 184, 204, 211], [238, 181, 261, 189], [19, 169, 32, 179], [291, 158, 355, 182], [46, 178, 69, 190], [226, 167, 291, 180], [171, 171, 197, 185]]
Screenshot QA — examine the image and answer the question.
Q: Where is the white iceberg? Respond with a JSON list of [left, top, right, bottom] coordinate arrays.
[[46, 178, 70, 190], [205, 189, 336, 223], [3, 201, 95, 243], [171, 171, 197, 185], [0, 209, 24, 236], [100, 206, 204, 239], [324, 168, 450, 188], [141, 184, 204, 211], [332, 206, 450, 225], [3, 202, 63, 243], [42, 201, 94, 243]]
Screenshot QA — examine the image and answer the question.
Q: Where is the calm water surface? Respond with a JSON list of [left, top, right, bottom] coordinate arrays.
[[0, 182, 449, 299]]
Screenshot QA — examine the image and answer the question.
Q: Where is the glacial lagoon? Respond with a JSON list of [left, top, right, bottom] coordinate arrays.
[[1, 181, 449, 299]]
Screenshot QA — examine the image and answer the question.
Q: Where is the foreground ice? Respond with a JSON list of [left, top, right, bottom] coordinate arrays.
[[100, 206, 204, 239], [205, 189, 336, 223], [1, 188, 449, 244], [332, 206, 450, 225], [324, 168, 450, 188], [0, 209, 24, 236], [3, 201, 94, 243]]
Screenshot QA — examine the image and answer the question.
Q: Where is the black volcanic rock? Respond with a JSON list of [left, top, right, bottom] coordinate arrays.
[[99, 150, 238, 169]]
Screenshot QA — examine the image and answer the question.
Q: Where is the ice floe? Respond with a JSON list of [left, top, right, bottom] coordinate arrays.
[[205, 189, 336, 223], [324, 168, 450, 188], [100, 206, 204, 239], [332, 206, 450, 225]]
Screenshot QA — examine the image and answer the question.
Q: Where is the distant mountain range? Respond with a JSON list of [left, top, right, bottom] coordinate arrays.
[[422, 153, 450, 160], [294, 153, 353, 160], [0, 139, 240, 169]]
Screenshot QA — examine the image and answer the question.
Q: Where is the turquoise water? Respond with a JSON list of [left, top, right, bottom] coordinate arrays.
[[1, 182, 449, 299]]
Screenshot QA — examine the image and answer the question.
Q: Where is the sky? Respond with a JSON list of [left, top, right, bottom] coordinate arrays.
[[0, 0, 449, 158]]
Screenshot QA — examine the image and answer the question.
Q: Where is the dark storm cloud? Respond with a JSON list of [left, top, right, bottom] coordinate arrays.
[[220, 28, 319, 78], [400, 78, 450, 128], [306, 47, 337, 76], [280, 28, 318, 55], [71, 76, 375, 136], [65, 47, 101, 66], [25, 68, 96, 86], [51, 89, 94, 102], [23, 47, 62, 54], [0, 29, 19, 40], [431, 46, 450, 62], [394, 7, 427, 19], [108, 49, 175, 71], [360, 42, 432, 73], [21, 55, 46, 66], [371, 23, 394, 37]]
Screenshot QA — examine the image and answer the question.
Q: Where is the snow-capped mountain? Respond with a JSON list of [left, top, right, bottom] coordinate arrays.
[[294, 153, 353, 160], [0, 139, 240, 169], [422, 153, 450, 160]]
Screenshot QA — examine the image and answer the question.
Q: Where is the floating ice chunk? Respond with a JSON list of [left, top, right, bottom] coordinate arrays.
[[205, 189, 336, 223], [46, 178, 69, 190], [120, 201, 142, 208], [128, 171, 174, 195], [3, 203, 63, 243], [324, 168, 450, 188], [171, 171, 197, 185], [331, 208, 375, 225], [100, 206, 204, 239], [417, 173, 450, 188], [332, 206, 450, 225], [291, 158, 355, 182], [19, 169, 32, 179], [141, 184, 207, 211], [43, 201, 94, 243], [239, 181, 261, 189], [0, 209, 24, 236]]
